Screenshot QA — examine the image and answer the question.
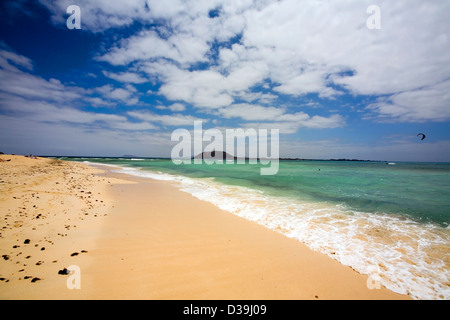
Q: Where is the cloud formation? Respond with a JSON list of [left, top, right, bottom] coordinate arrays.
[[63, 0, 450, 123], [0, 0, 448, 159], [366, 80, 450, 122], [0, 49, 155, 133]]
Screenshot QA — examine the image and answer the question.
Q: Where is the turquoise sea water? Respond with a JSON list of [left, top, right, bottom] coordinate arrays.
[[64, 157, 450, 299]]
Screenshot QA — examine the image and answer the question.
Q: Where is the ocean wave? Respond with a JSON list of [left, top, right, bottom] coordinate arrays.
[[108, 165, 450, 300], [85, 162, 124, 169], [115, 166, 177, 181]]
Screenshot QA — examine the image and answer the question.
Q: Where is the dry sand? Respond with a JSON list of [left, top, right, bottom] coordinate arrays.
[[0, 155, 410, 299]]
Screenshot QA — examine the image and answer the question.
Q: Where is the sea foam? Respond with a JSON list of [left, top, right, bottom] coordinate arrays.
[[106, 165, 450, 300]]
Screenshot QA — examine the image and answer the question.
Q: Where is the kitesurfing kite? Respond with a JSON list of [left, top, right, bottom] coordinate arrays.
[[417, 133, 426, 141]]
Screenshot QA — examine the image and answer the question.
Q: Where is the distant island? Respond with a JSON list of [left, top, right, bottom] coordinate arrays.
[[41, 154, 380, 163], [192, 151, 236, 160], [192, 151, 377, 162], [280, 158, 376, 162]]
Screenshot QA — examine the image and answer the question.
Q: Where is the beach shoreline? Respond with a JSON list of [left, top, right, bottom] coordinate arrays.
[[0, 155, 409, 299]]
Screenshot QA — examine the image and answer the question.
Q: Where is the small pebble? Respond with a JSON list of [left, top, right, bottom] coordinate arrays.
[[58, 268, 70, 275]]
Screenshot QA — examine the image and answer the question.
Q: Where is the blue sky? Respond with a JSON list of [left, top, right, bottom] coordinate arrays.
[[0, 0, 449, 161]]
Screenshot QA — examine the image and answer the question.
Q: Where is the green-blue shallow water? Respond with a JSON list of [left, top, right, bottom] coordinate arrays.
[[66, 158, 450, 227], [63, 157, 450, 299]]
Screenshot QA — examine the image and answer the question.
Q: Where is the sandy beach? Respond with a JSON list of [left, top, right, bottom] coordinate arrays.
[[0, 155, 409, 300]]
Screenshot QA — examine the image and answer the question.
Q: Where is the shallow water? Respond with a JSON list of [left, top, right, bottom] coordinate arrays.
[[65, 157, 450, 299]]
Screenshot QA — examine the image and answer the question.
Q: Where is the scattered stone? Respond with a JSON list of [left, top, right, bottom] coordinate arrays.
[[58, 268, 70, 275], [40, 247, 45, 251], [24, 239, 30, 244], [81, 250, 88, 254], [31, 277, 41, 283], [2, 254, 10, 260], [70, 252, 79, 257]]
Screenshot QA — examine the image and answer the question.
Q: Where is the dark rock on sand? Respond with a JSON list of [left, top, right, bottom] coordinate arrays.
[[58, 268, 70, 275]]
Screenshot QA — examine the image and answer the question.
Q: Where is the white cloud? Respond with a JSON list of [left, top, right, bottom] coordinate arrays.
[[127, 110, 206, 126], [0, 50, 156, 135], [245, 113, 345, 134], [0, 114, 166, 157], [215, 103, 285, 121], [0, 92, 158, 133], [141, 58, 270, 108], [156, 67, 235, 108], [111, 120, 158, 131], [239, 91, 278, 104], [0, 49, 33, 71], [94, 84, 139, 105], [168, 103, 186, 112], [98, 30, 210, 67], [40, 0, 255, 34], [6, 0, 450, 162], [1, 93, 122, 125], [128, 0, 449, 123], [42, 0, 450, 112], [155, 103, 186, 112], [39, 0, 149, 32], [213, 103, 345, 133], [0, 57, 83, 103], [86, 97, 114, 108], [365, 80, 450, 122], [103, 71, 147, 84], [273, 69, 341, 98]]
